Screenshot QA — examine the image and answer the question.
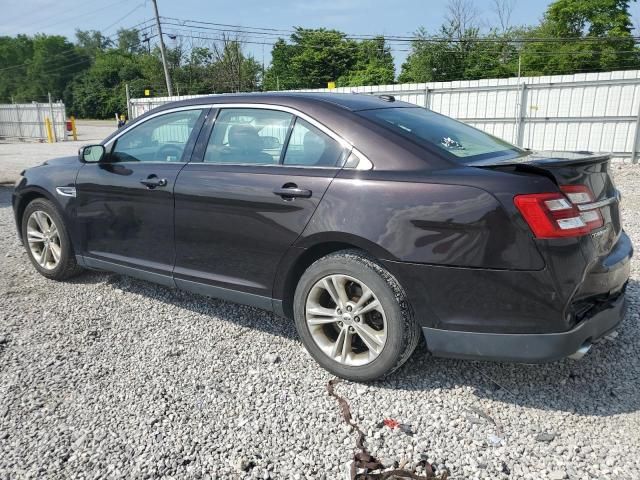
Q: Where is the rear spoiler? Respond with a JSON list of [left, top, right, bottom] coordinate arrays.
[[470, 151, 611, 168]]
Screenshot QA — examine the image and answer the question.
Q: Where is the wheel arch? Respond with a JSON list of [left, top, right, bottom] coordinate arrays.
[[274, 233, 394, 319], [14, 187, 59, 242]]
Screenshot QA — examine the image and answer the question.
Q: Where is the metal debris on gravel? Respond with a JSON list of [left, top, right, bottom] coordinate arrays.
[[1, 163, 640, 479]]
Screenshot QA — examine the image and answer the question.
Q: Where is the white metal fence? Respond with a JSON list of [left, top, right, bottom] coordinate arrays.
[[0, 102, 66, 141], [130, 70, 640, 162], [130, 94, 209, 119]]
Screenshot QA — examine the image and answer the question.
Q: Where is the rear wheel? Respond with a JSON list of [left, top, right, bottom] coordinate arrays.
[[293, 250, 420, 381], [21, 198, 83, 281]]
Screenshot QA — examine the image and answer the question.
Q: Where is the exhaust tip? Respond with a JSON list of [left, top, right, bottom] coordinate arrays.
[[568, 342, 592, 360]]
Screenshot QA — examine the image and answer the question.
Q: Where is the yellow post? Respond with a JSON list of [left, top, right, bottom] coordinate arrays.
[[328, 81, 336, 90], [70, 116, 78, 141], [44, 117, 54, 143]]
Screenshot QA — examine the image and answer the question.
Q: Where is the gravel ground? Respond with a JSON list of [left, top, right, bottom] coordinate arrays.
[[0, 120, 115, 184], [0, 165, 639, 480]]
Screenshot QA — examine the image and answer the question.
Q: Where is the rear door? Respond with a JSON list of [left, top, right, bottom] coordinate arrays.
[[173, 106, 348, 304], [75, 107, 208, 285]]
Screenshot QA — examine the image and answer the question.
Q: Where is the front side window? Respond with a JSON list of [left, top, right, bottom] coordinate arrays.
[[359, 107, 526, 163], [283, 118, 345, 167], [204, 108, 293, 164], [110, 109, 204, 163]]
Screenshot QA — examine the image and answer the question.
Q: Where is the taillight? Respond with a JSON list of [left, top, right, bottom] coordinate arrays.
[[514, 185, 603, 239], [560, 185, 604, 230]]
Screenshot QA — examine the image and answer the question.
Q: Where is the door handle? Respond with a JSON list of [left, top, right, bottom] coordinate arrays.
[[273, 186, 312, 199], [140, 176, 168, 189]]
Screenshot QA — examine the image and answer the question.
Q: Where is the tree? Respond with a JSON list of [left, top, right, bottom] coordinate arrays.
[[0, 35, 33, 102], [23, 35, 88, 101], [117, 28, 144, 54], [446, 0, 479, 40], [337, 36, 395, 86], [492, 0, 517, 32], [209, 36, 262, 92], [264, 28, 359, 90], [520, 0, 640, 75], [400, 0, 485, 83], [75, 29, 112, 56]]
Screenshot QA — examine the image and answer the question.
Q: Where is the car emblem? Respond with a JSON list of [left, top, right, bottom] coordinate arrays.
[[590, 225, 609, 239]]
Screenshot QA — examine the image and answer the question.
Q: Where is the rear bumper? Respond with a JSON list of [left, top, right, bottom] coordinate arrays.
[[423, 289, 627, 362]]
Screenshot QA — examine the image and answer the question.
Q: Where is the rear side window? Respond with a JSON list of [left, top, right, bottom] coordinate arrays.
[[359, 107, 525, 163], [204, 108, 293, 164], [283, 119, 345, 167]]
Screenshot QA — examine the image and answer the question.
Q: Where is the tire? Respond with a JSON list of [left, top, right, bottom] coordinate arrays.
[[293, 249, 420, 381], [21, 198, 84, 281]]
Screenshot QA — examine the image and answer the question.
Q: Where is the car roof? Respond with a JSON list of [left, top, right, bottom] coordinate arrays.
[[162, 92, 416, 112]]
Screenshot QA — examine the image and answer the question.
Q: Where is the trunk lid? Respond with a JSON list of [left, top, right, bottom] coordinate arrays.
[[475, 151, 622, 249]]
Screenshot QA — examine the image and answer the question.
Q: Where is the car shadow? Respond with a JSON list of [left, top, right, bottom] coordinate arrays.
[[80, 271, 299, 340]]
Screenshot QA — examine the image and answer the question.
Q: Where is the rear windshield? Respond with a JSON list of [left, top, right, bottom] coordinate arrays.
[[359, 107, 526, 163]]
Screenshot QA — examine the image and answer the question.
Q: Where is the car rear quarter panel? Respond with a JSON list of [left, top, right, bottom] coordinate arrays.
[[283, 167, 567, 332], [297, 168, 545, 270]]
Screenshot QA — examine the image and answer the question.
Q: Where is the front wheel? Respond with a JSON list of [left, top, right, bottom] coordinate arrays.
[[293, 250, 420, 381], [21, 198, 84, 281]]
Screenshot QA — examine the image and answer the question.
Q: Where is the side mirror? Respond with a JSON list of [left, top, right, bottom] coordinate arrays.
[[79, 144, 105, 163]]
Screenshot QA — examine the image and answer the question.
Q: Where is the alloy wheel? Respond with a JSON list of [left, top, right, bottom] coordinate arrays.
[[305, 274, 387, 366], [26, 210, 61, 270]]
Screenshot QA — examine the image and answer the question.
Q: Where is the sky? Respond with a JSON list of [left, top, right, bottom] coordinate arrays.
[[2, 0, 640, 70]]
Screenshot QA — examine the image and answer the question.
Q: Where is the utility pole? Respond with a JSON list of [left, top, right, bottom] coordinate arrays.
[[151, 0, 173, 96]]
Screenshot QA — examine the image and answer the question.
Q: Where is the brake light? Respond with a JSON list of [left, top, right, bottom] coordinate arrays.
[[514, 185, 603, 239], [514, 193, 588, 238]]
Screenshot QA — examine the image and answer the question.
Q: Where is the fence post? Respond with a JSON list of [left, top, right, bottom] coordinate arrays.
[[14, 104, 23, 138], [631, 95, 640, 164], [35, 103, 44, 139], [515, 83, 528, 147], [424, 86, 430, 109], [48, 92, 57, 142]]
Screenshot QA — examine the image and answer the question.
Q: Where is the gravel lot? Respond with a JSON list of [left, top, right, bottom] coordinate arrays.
[[0, 164, 639, 480], [0, 120, 115, 184]]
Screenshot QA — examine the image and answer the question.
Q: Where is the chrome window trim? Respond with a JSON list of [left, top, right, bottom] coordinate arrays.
[[104, 105, 209, 149], [105, 102, 373, 170]]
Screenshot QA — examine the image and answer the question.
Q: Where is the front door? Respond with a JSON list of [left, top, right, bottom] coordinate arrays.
[[173, 107, 347, 304], [75, 108, 207, 285]]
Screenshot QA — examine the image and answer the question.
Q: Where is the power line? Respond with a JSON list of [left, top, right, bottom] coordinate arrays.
[[163, 28, 640, 59], [160, 15, 640, 45]]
